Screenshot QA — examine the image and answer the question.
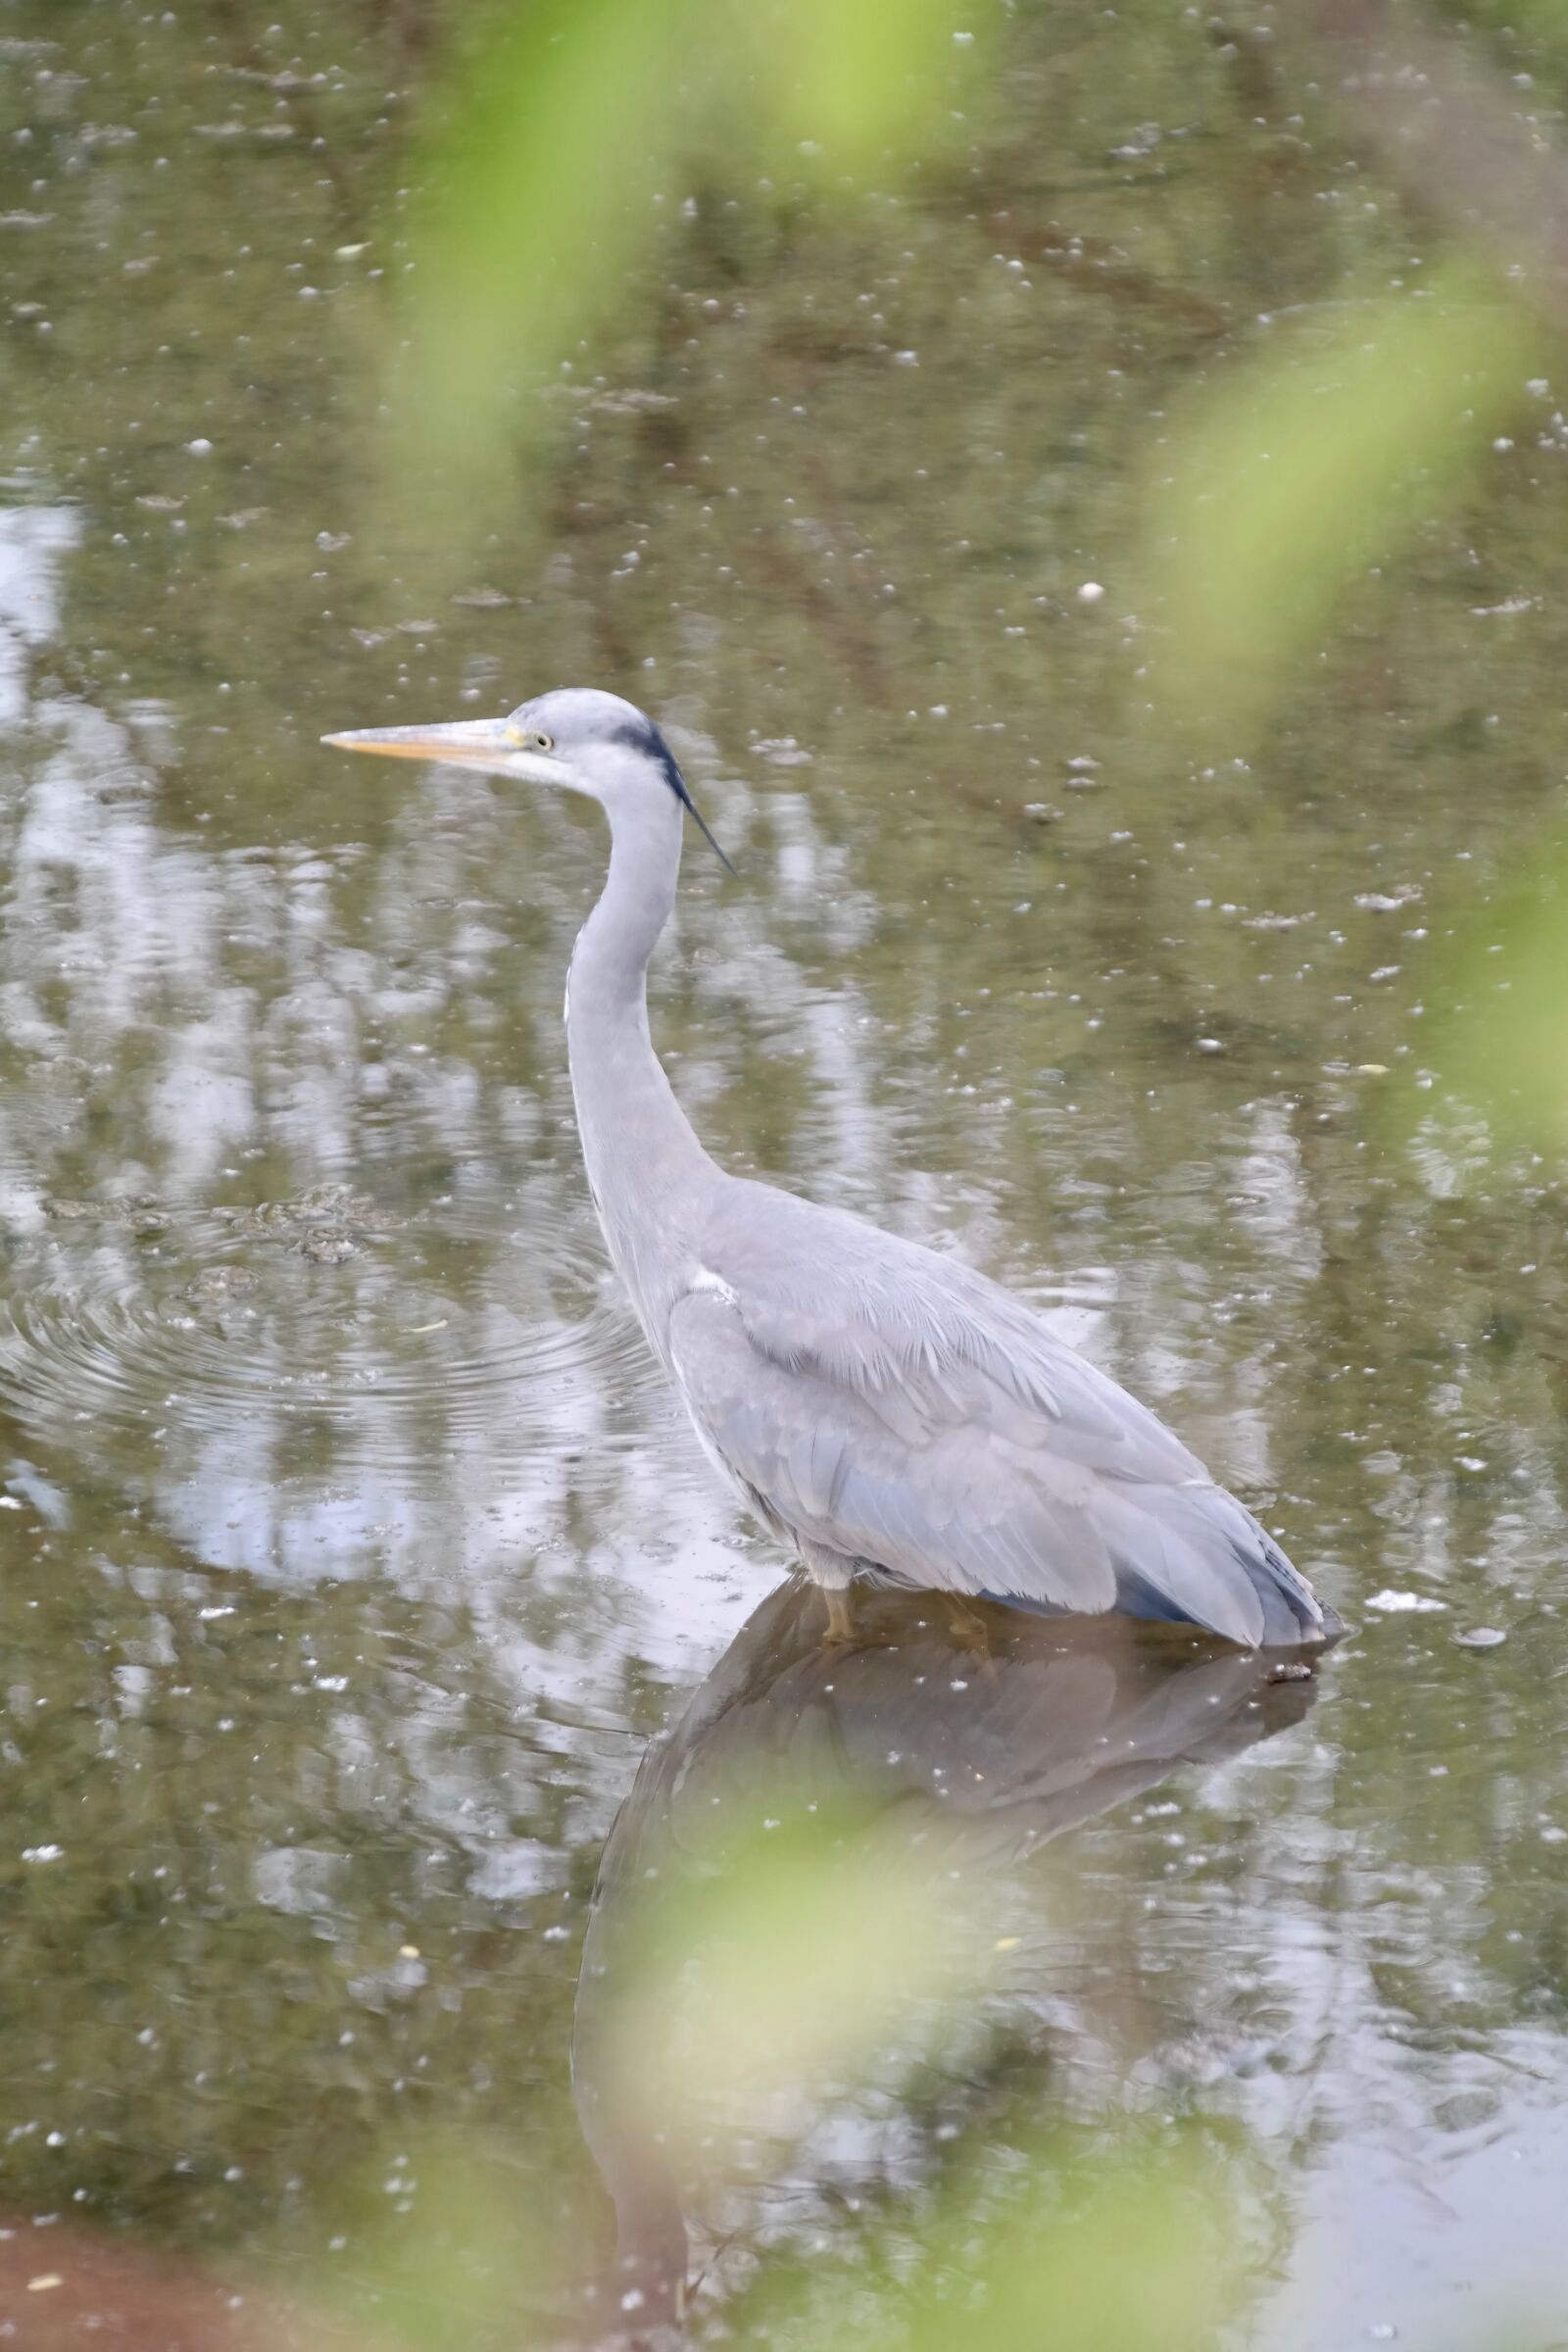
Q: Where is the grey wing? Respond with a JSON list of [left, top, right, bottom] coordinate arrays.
[[669, 1182, 1326, 1648], [669, 1283, 1123, 1617]]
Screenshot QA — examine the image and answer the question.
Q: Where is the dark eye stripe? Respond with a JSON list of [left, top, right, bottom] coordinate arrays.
[[609, 717, 734, 874], [609, 717, 683, 797]]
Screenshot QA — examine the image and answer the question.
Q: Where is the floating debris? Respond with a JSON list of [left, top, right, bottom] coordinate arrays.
[[588, 387, 676, 416], [219, 65, 333, 93], [43, 1193, 163, 1229], [1365, 1589, 1447, 1614], [214, 1187, 404, 1242], [298, 1229, 357, 1264], [191, 120, 295, 142], [185, 1266, 262, 1302], [1354, 885, 1422, 911], [47, 1190, 400, 1260], [1455, 1626, 1507, 1649], [753, 737, 811, 766]]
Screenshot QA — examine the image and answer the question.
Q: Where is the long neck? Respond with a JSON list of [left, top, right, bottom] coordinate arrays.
[[565, 791, 717, 1341]]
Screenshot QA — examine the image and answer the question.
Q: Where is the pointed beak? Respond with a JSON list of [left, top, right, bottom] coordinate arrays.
[[320, 718, 565, 785]]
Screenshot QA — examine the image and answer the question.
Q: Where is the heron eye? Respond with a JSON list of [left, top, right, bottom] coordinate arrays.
[[530, 730, 555, 754]]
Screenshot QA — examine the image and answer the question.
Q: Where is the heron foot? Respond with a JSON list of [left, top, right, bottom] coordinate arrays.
[[943, 1595, 998, 1682], [822, 1587, 857, 1644]]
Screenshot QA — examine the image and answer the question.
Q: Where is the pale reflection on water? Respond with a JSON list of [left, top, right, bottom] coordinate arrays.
[[1, 4, 1567, 2346], [574, 1588, 1322, 2329]]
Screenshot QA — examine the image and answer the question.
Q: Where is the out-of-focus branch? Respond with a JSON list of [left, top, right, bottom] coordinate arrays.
[[1138, 1, 1567, 740], [1301, 0, 1568, 321]]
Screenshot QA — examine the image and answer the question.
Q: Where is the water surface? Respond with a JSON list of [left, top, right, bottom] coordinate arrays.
[[1, 6, 1566, 2345]]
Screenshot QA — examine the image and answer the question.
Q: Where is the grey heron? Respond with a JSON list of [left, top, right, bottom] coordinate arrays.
[[324, 688, 1337, 1650]]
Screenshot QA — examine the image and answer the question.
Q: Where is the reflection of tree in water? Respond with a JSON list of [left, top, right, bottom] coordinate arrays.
[[573, 1580, 1319, 2325], [1, 4, 1567, 2334]]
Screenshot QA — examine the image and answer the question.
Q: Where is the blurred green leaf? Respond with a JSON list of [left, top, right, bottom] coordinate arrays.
[[908, 2142, 1238, 2352], [1420, 833, 1568, 1156], [1141, 266, 1544, 740], [600, 1794, 1014, 2167], [390, 0, 684, 513], [384, 0, 985, 543], [731, 2129, 1246, 2352], [308, 2132, 557, 2352], [744, 0, 971, 162]]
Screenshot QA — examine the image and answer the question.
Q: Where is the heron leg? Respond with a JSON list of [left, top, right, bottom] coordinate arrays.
[[823, 1587, 858, 1644], [798, 1541, 858, 1645], [942, 1594, 997, 1679]]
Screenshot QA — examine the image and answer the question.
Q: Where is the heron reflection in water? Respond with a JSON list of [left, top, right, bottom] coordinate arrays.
[[326, 690, 1339, 1650], [568, 1583, 1321, 2327]]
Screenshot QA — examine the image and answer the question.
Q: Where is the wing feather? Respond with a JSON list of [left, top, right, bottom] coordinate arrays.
[[666, 1179, 1325, 1645]]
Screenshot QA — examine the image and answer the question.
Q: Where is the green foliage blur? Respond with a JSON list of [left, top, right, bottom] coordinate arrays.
[[724, 2130, 1244, 2352], [388, 0, 984, 524], [1140, 264, 1543, 737], [286, 1786, 1252, 2351], [1424, 837, 1568, 1154]]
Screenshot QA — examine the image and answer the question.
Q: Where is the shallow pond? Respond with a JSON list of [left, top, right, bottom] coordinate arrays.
[[1, 5, 1565, 2346]]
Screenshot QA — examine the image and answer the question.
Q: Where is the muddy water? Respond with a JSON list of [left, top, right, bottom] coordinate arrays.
[[1, 5, 1566, 2346]]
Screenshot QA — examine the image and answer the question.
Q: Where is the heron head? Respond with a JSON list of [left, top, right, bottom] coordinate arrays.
[[322, 686, 732, 869]]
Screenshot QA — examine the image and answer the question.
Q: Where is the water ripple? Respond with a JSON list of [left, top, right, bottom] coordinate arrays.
[[0, 1199, 652, 1487]]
